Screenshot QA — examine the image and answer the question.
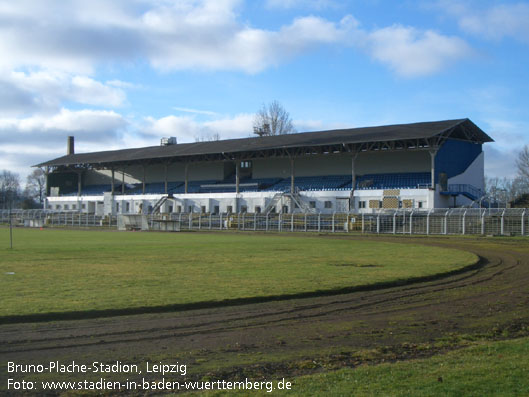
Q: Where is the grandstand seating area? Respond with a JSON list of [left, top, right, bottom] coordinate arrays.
[[343, 172, 431, 190], [71, 172, 432, 196]]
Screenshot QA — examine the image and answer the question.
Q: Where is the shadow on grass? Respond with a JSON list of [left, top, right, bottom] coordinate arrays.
[[1, 256, 485, 325]]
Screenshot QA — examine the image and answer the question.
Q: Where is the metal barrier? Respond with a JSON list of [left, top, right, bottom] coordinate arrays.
[[1, 209, 528, 236]]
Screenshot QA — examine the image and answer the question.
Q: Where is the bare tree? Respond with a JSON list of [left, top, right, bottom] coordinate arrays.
[[194, 132, 221, 142], [0, 170, 21, 209], [26, 168, 46, 204], [517, 144, 529, 180], [485, 175, 529, 207], [253, 101, 295, 137]]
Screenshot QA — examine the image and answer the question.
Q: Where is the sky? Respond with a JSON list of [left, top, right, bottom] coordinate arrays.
[[1, 0, 528, 182]]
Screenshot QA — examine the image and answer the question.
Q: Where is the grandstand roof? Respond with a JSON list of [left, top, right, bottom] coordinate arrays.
[[36, 118, 493, 168]]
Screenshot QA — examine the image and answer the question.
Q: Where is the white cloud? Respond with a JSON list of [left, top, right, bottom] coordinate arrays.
[[0, 108, 127, 146], [437, 1, 529, 44], [0, 70, 126, 116], [173, 107, 219, 116], [365, 25, 470, 77], [0, 0, 468, 76], [0, 108, 129, 179], [140, 113, 253, 144]]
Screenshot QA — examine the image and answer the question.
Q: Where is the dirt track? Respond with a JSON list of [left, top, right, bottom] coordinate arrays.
[[2, 235, 529, 395]]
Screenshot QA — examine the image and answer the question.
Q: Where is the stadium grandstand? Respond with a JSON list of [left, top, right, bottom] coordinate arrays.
[[35, 119, 493, 215]]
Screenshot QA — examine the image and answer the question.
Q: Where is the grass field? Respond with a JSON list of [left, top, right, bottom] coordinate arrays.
[[0, 228, 477, 319], [195, 336, 529, 396]]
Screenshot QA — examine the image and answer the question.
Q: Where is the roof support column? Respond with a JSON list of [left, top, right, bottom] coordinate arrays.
[[429, 148, 438, 190], [290, 156, 295, 214], [184, 163, 189, 194], [77, 170, 82, 197], [164, 163, 168, 194], [290, 157, 295, 194], [235, 161, 240, 213], [235, 161, 240, 194], [142, 165, 146, 194], [44, 166, 49, 210], [350, 151, 358, 211], [111, 167, 115, 196]]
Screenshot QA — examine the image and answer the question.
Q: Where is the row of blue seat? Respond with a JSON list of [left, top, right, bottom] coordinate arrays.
[[66, 173, 432, 195]]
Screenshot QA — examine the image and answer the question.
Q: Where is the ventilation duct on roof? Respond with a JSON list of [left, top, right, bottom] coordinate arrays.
[[161, 137, 177, 146]]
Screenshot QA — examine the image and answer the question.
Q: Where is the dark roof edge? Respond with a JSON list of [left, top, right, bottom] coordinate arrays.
[[34, 118, 493, 167]]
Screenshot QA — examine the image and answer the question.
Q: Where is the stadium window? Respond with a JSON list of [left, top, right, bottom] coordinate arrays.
[[241, 205, 247, 213], [116, 203, 119, 213], [255, 206, 261, 213], [56, 205, 61, 210], [82, 204, 86, 210], [240, 161, 252, 169], [168, 205, 173, 213], [214, 205, 219, 214], [188, 205, 194, 213], [227, 205, 233, 213], [309, 201, 316, 209], [126, 202, 131, 212], [282, 205, 289, 213], [176, 205, 182, 213], [324, 201, 332, 209], [64, 204, 69, 210], [201, 206, 206, 214], [418, 201, 423, 208], [359, 201, 366, 209], [148, 205, 153, 213]]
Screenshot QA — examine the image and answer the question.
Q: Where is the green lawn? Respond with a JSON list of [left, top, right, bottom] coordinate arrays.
[[0, 228, 477, 318], [195, 336, 529, 396]]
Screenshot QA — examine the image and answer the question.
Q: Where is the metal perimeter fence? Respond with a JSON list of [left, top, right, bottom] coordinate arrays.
[[1, 208, 528, 236]]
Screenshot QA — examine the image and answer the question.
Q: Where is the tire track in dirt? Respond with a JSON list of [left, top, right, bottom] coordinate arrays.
[[2, 237, 527, 362]]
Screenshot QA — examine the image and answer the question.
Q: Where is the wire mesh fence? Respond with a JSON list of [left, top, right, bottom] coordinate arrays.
[[0, 210, 116, 228], [1, 208, 528, 236]]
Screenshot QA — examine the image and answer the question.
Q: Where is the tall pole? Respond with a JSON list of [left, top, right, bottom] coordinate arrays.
[[9, 208, 13, 249]]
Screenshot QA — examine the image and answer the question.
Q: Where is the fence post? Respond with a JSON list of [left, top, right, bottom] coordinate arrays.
[[501, 209, 505, 236], [361, 213, 365, 233], [462, 210, 467, 235], [278, 213, 281, 232], [265, 213, 269, 231], [522, 209, 526, 236], [219, 212, 223, 230], [242, 212, 245, 231], [198, 212, 202, 230], [409, 210, 414, 234], [426, 210, 431, 235], [376, 213, 380, 234], [189, 212, 192, 230], [393, 211, 397, 234], [291, 213, 294, 232], [444, 210, 449, 235], [481, 210, 485, 235], [304, 213, 307, 232], [332, 212, 335, 233], [209, 212, 212, 230], [254, 213, 257, 231], [318, 212, 321, 232]]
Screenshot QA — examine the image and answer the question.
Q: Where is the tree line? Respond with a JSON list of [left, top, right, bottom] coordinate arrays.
[[0, 169, 45, 210]]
